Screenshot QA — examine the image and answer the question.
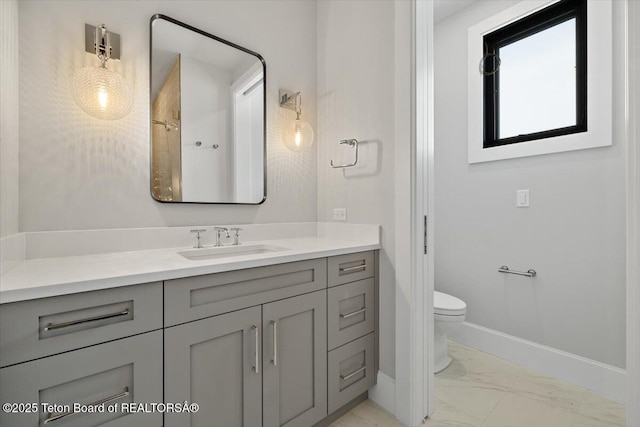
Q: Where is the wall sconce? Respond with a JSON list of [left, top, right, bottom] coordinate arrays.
[[71, 24, 133, 120], [280, 90, 314, 152]]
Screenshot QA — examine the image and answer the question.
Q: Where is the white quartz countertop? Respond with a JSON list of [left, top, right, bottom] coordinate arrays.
[[0, 236, 380, 304]]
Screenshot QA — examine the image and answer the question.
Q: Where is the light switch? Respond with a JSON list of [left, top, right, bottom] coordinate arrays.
[[516, 190, 530, 208]]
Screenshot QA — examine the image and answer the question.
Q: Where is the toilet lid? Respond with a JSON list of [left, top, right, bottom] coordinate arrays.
[[434, 291, 466, 316]]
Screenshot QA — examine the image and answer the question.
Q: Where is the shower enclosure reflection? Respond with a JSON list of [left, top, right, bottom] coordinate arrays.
[[150, 15, 266, 204]]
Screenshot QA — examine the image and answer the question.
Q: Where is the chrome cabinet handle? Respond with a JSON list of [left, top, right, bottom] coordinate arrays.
[[339, 264, 366, 273], [43, 387, 129, 424], [43, 309, 130, 332], [270, 320, 278, 366], [252, 325, 259, 374], [340, 365, 366, 381], [340, 308, 367, 319]]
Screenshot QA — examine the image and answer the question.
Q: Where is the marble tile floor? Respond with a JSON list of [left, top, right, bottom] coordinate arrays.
[[331, 340, 626, 427]]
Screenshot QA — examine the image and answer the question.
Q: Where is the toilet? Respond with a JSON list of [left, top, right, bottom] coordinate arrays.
[[434, 291, 467, 373]]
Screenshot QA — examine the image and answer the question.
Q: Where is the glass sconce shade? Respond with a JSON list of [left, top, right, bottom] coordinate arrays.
[[282, 118, 314, 152], [71, 65, 133, 120]]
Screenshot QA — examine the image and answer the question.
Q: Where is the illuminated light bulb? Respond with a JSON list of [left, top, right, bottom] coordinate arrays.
[[294, 123, 303, 147], [283, 118, 314, 152], [71, 63, 133, 120], [98, 86, 108, 110]]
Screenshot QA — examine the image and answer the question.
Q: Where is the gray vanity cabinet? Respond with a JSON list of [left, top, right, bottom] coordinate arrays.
[[262, 290, 327, 427], [164, 306, 262, 427], [0, 250, 378, 427]]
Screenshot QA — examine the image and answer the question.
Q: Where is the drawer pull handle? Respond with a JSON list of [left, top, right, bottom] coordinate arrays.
[[270, 320, 278, 366], [252, 325, 260, 374], [43, 387, 129, 424], [340, 264, 367, 273], [340, 365, 366, 381], [43, 309, 130, 332], [340, 308, 367, 319]]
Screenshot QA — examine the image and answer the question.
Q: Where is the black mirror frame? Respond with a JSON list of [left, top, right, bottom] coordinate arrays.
[[149, 14, 267, 205]]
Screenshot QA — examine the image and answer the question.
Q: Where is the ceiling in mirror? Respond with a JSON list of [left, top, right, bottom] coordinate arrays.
[[150, 15, 266, 204]]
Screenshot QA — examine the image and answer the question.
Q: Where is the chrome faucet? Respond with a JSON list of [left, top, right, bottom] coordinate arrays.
[[190, 229, 206, 248], [214, 227, 230, 247]]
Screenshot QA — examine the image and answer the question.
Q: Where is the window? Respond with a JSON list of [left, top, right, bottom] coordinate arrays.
[[482, 0, 587, 148]]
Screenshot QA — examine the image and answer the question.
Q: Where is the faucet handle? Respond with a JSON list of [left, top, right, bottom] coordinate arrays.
[[230, 228, 242, 245], [190, 229, 206, 249]]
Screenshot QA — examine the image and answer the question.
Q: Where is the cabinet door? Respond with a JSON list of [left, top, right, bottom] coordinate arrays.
[[263, 290, 327, 427], [164, 306, 262, 427], [0, 331, 162, 427]]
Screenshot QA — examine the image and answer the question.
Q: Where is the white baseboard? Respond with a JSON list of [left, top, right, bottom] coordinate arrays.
[[369, 371, 396, 416], [450, 322, 627, 403]]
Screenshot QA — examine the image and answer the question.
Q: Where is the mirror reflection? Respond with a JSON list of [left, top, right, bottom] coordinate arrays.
[[150, 15, 266, 204]]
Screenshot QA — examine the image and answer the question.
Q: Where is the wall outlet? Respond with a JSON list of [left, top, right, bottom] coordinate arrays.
[[516, 189, 530, 208], [333, 208, 347, 221]]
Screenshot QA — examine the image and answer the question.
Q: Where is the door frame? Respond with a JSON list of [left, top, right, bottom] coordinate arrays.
[[406, 1, 640, 426], [625, 0, 639, 424], [393, 1, 434, 426], [415, 0, 435, 422]]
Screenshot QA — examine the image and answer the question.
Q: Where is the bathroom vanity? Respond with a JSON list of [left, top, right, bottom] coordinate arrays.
[[0, 226, 380, 427]]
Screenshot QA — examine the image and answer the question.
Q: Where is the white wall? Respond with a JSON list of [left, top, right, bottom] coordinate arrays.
[[180, 56, 232, 202], [627, 0, 640, 422], [0, 0, 19, 238], [316, 0, 396, 378], [17, 0, 317, 232], [435, 1, 627, 368]]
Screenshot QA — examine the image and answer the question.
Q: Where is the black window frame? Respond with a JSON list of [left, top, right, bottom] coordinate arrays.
[[483, 0, 587, 149]]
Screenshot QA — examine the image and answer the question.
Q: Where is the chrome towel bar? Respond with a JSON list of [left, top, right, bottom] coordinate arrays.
[[498, 266, 537, 277]]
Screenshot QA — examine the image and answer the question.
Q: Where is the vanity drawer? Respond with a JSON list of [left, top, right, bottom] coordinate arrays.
[[0, 331, 163, 427], [327, 251, 375, 287], [328, 278, 375, 350], [327, 333, 376, 414], [0, 282, 163, 367], [164, 258, 327, 326]]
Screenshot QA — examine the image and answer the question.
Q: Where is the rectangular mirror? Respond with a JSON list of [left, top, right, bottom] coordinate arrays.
[[150, 15, 266, 204]]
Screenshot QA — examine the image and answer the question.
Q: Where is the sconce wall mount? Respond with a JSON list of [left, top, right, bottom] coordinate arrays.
[[279, 90, 298, 111], [71, 24, 133, 121], [84, 24, 121, 60], [280, 90, 314, 152]]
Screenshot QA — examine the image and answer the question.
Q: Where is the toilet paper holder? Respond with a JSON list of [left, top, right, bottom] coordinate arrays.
[[330, 139, 359, 168]]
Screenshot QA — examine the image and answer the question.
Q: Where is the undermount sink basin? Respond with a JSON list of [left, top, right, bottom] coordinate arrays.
[[178, 244, 288, 261]]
